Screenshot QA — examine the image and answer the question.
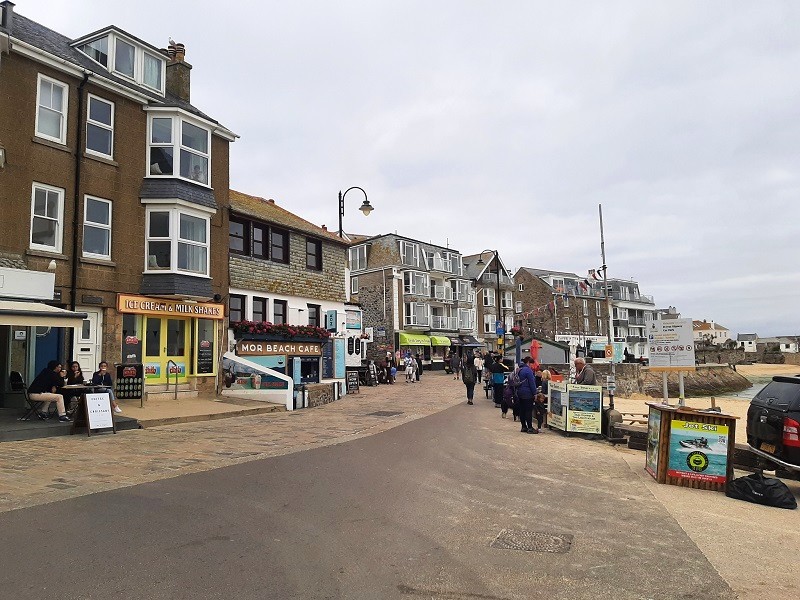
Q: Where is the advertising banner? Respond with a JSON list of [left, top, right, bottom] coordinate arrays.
[[667, 419, 729, 483], [548, 381, 567, 431], [645, 407, 662, 478], [566, 384, 603, 434]]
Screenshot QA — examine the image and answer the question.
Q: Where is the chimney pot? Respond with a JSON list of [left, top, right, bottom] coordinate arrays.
[[267, 198, 275, 204], [1, 1, 15, 31]]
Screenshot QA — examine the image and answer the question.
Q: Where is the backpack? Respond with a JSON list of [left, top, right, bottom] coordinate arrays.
[[508, 371, 523, 390], [725, 473, 797, 509], [462, 366, 475, 384]]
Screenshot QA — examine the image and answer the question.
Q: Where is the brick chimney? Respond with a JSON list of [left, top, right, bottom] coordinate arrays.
[[1, 1, 15, 31], [165, 41, 191, 102]]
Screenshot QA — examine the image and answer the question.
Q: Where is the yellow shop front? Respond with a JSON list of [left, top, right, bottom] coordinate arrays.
[[117, 294, 225, 386]]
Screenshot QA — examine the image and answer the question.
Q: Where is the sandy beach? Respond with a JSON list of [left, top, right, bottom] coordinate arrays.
[[614, 363, 799, 444]]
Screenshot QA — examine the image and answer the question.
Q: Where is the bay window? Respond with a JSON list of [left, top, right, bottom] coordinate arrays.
[[145, 207, 210, 276], [404, 271, 429, 296], [482, 288, 495, 307], [349, 245, 367, 270], [148, 115, 211, 185], [404, 302, 429, 326]]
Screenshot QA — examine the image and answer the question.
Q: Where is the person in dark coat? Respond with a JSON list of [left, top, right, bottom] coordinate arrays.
[[450, 352, 461, 380], [415, 353, 423, 381], [516, 357, 539, 433], [28, 360, 70, 421], [461, 358, 477, 405], [488, 355, 509, 410]]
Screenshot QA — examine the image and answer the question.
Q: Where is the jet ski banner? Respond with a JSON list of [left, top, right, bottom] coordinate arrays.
[[667, 419, 729, 484]]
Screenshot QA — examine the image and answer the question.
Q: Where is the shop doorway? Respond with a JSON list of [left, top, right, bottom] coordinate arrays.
[[144, 316, 189, 384], [74, 308, 102, 373]]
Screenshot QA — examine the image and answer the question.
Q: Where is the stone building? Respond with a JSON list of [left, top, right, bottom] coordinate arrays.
[[513, 268, 609, 353], [227, 191, 364, 382], [348, 234, 478, 368], [607, 278, 656, 359], [462, 251, 515, 353], [0, 3, 236, 401]]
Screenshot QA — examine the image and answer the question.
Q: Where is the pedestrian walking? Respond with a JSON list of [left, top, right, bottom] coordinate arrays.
[[462, 358, 477, 404], [489, 355, 509, 410], [415, 353, 423, 381], [473, 353, 484, 383], [517, 357, 539, 433], [404, 352, 415, 383], [451, 352, 461, 380]]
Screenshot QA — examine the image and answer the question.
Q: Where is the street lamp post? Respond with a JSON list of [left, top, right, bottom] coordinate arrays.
[[338, 186, 374, 238]]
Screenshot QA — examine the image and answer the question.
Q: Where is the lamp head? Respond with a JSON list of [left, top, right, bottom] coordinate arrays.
[[359, 200, 374, 216], [47, 259, 57, 272]]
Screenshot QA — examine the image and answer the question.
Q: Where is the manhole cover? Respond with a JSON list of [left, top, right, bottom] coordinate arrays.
[[491, 529, 573, 553], [366, 410, 403, 417]]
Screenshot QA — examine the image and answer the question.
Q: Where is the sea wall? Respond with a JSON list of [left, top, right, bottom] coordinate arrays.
[[538, 362, 751, 398]]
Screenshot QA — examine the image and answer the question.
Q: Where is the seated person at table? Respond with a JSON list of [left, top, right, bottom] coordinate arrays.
[[28, 360, 70, 422], [63, 360, 86, 413], [91, 360, 122, 413]]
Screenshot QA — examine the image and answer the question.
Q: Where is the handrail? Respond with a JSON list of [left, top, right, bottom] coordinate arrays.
[[166, 359, 178, 400]]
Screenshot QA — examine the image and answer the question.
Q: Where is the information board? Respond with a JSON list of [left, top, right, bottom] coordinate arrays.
[[346, 371, 360, 394], [322, 340, 334, 379], [566, 384, 603, 434], [548, 382, 567, 430], [116, 364, 144, 400], [647, 318, 696, 371]]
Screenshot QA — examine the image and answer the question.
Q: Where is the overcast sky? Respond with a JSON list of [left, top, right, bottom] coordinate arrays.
[[18, 1, 800, 337]]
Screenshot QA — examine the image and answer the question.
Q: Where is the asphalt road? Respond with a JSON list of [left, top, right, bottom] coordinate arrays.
[[0, 399, 735, 600]]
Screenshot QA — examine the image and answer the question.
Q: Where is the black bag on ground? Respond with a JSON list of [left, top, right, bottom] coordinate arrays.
[[725, 473, 797, 509]]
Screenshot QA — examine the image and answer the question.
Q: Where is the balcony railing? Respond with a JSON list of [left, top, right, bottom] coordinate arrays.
[[404, 315, 430, 326], [431, 315, 458, 330], [454, 291, 475, 303], [404, 284, 429, 296], [626, 335, 645, 343], [431, 285, 454, 301], [629, 317, 645, 326]]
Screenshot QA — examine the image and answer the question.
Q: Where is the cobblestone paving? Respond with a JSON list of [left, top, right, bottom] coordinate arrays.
[[0, 374, 466, 513]]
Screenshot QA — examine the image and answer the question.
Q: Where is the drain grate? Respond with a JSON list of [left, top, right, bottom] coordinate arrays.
[[366, 410, 403, 417], [491, 529, 573, 553]]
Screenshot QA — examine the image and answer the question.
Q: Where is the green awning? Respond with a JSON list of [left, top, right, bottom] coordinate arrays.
[[398, 332, 431, 346], [429, 335, 451, 347]]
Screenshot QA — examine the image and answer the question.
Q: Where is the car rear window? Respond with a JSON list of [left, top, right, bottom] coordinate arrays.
[[751, 381, 800, 411]]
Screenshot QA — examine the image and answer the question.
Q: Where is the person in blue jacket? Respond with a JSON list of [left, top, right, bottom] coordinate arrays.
[[516, 357, 539, 434]]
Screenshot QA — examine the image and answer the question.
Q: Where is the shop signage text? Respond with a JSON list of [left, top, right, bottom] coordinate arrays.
[[117, 294, 224, 320], [237, 341, 322, 356]]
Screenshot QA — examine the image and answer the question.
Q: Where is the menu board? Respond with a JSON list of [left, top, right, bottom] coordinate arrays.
[[196, 320, 215, 374], [116, 364, 144, 400], [322, 340, 334, 379], [346, 371, 360, 393]]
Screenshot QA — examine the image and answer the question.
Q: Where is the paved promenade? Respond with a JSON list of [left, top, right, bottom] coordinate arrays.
[[2, 370, 799, 599]]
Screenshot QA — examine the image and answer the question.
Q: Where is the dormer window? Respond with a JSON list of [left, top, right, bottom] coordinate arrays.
[[148, 114, 211, 185], [75, 31, 166, 94]]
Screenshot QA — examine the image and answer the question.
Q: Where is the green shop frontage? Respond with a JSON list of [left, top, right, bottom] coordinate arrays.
[[396, 332, 482, 370]]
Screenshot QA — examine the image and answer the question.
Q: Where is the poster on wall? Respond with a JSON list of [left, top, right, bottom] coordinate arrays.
[[667, 419, 729, 483], [196, 320, 215, 374], [334, 338, 347, 378], [645, 407, 662, 478], [566, 384, 603, 434], [548, 382, 567, 431]]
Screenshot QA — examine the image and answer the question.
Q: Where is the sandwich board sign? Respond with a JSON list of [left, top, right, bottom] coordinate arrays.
[[71, 391, 116, 437]]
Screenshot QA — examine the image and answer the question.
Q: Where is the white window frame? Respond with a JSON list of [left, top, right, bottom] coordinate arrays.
[[147, 114, 212, 186], [458, 308, 475, 330], [404, 302, 430, 326], [349, 245, 367, 270], [584, 317, 590, 331], [404, 270, 429, 296], [515, 301, 522, 314], [82, 195, 112, 260], [351, 276, 358, 294], [144, 206, 211, 277], [596, 301, 601, 315], [518, 283, 524, 292], [142, 51, 166, 93], [501, 291, 513, 310], [483, 313, 496, 334], [564, 317, 570, 330], [29, 183, 64, 253], [582, 299, 589, 316], [399, 240, 420, 267], [563, 295, 570, 308], [597, 319, 603, 333], [114, 37, 137, 80], [482, 288, 495, 307], [85, 94, 114, 159], [35, 74, 69, 144], [552, 278, 564, 292]]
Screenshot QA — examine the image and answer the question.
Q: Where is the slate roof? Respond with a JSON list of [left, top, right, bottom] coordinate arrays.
[[3, 11, 223, 126], [737, 333, 757, 341], [140, 179, 217, 211], [229, 191, 348, 246], [520, 267, 581, 279]]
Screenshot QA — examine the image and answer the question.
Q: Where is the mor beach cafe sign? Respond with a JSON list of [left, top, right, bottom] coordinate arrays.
[[117, 294, 224, 319], [236, 340, 322, 357]]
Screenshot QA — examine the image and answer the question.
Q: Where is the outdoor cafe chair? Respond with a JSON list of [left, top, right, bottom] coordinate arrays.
[[11, 371, 53, 421]]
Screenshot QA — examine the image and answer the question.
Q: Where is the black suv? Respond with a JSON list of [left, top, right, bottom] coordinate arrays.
[[746, 376, 800, 472]]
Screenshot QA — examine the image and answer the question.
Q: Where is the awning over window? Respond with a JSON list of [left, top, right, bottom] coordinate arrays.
[[460, 335, 482, 347], [448, 336, 462, 346], [0, 301, 87, 327], [429, 335, 451, 347], [398, 332, 431, 346]]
